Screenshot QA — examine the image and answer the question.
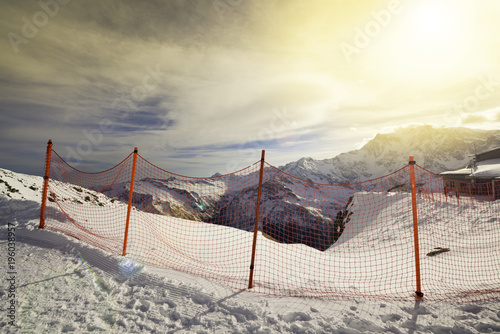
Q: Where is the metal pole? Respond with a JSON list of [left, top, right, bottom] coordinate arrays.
[[122, 148, 138, 256], [248, 150, 265, 289], [39, 140, 53, 229]]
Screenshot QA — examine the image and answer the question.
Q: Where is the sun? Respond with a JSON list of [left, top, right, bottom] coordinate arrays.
[[376, 0, 475, 81], [406, 1, 463, 52]]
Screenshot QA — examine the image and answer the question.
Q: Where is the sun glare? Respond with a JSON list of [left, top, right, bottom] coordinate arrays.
[[377, 0, 475, 81], [409, 2, 455, 44]]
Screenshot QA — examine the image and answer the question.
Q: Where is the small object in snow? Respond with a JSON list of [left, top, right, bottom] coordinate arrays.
[[118, 257, 145, 278], [426, 247, 450, 257]]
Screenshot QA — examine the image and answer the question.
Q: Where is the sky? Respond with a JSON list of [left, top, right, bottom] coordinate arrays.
[[1, 0, 500, 177]]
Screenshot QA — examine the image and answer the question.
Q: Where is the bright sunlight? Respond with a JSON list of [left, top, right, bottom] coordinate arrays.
[[378, 0, 476, 81]]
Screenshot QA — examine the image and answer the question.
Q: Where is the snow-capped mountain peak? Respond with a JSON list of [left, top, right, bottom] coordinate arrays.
[[280, 125, 500, 184]]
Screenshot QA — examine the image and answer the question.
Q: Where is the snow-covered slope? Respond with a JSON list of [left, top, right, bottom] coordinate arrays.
[[98, 168, 353, 251], [2, 168, 500, 333], [280, 125, 500, 184]]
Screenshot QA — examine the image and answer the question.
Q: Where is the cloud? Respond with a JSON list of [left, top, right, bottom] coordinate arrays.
[[458, 107, 500, 128], [160, 70, 344, 149], [1, 0, 500, 176], [461, 114, 489, 124]]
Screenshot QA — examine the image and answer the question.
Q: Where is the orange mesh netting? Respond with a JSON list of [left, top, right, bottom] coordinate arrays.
[[41, 147, 500, 302], [44, 150, 134, 254], [413, 165, 500, 301]]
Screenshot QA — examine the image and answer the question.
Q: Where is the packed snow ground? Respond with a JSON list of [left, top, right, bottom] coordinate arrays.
[[1, 168, 500, 333]]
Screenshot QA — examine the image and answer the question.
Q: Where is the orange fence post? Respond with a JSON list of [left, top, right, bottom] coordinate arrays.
[[468, 184, 474, 205], [122, 148, 138, 256], [39, 140, 53, 229], [248, 150, 265, 289], [409, 156, 423, 299]]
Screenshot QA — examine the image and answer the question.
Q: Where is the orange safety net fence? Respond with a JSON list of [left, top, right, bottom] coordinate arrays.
[[41, 146, 500, 302], [43, 150, 134, 255], [413, 165, 500, 301]]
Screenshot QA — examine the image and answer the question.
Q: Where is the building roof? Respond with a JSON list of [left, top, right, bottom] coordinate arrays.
[[440, 158, 500, 179], [440, 168, 472, 176], [470, 158, 500, 178], [476, 147, 500, 163]]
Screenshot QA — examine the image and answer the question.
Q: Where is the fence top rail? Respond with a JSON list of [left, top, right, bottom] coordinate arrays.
[[48, 146, 427, 186], [265, 161, 411, 187], [51, 149, 134, 175], [414, 163, 448, 178], [53, 142, 487, 188], [49, 147, 261, 180], [136, 153, 261, 179]]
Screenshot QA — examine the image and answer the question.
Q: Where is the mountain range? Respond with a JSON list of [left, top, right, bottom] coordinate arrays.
[[99, 167, 355, 252], [3, 124, 499, 253], [47, 125, 500, 252], [279, 124, 500, 184]]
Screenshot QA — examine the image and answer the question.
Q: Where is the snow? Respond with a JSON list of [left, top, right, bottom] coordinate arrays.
[[441, 158, 500, 179], [2, 168, 500, 333], [471, 158, 500, 178], [440, 168, 472, 176], [280, 125, 500, 184]]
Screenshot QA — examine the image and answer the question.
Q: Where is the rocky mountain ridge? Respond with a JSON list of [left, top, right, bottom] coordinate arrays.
[[99, 170, 355, 251], [279, 125, 500, 184]]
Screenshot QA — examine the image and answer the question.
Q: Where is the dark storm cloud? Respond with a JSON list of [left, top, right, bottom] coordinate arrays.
[[66, 0, 218, 42]]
